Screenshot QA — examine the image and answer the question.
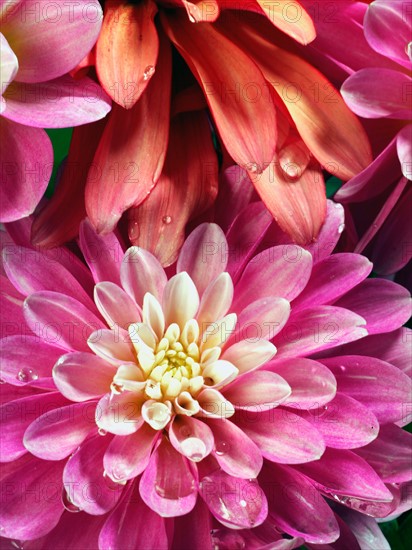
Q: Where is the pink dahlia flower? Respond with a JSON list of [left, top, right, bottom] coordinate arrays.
[[0, 0, 111, 223], [0, 200, 411, 548]]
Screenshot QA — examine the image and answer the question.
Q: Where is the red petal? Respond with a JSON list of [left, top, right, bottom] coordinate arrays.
[[127, 110, 218, 266], [162, 10, 277, 172], [249, 158, 326, 244], [86, 27, 171, 234], [31, 118, 107, 248], [217, 12, 372, 180], [96, 0, 159, 109]]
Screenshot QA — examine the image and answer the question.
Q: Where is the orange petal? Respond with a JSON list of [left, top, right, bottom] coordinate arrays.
[[31, 119, 107, 248], [248, 158, 327, 245], [182, 0, 220, 22], [127, 110, 218, 266], [162, 10, 277, 172], [217, 12, 372, 180], [96, 0, 159, 109], [86, 26, 171, 234]]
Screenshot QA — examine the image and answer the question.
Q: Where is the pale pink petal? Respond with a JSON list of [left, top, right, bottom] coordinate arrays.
[[120, 246, 167, 306], [139, 438, 197, 516], [321, 355, 412, 424], [232, 246, 312, 312], [201, 313, 237, 350], [52, 351, 115, 402], [79, 219, 123, 285], [63, 435, 123, 515], [200, 470, 268, 529], [197, 388, 235, 419], [221, 339, 277, 374], [335, 279, 411, 334], [3, 77, 111, 127], [295, 448, 394, 502], [162, 272, 200, 329], [0, 33, 18, 94], [24, 291, 105, 352], [260, 463, 339, 544], [341, 69, 412, 119], [142, 293, 165, 340], [397, 124, 412, 180], [94, 282, 141, 329], [202, 360, 239, 389], [274, 306, 367, 358], [23, 401, 96, 460], [177, 223, 228, 295], [104, 423, 158, 482], [196, 273, 234, 328], [338, 508, 391, 550], [268, 357, 337, 409], [2, 0, 103, 83], [0, 455, 64, 540], [169, 415, 214, 462], [297, 393, 379, 449], [224, 370, 291, 410], [0, 119, 51, 222], [205, 418, 262, 478], [88, 328, 136, 365], [99, 482, 168, 550], [233, 297, 291, 344], [96, 392, 143, 436], [235, 409, 325, 464]]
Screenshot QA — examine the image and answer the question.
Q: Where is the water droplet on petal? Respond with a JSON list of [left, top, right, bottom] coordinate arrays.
[[103, 470, 127, 490], [406, 41, 412, 62], [337, 223, 345, 234], [162, 215, 172, 225], [62, 489, 81, 513], [210, 529, 246, 550], [0, 378, 5, 384], [180, 437, 207, 462], [143, 65, 155, 81], [11, 541, 24, 550], [215, 441, 230, 456], [247, 162, 260, 174], [16, 367, 38, 383], [98, 428, 107, 436]]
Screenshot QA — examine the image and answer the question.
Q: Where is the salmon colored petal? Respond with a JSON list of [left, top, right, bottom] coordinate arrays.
[[182, 0, 219, 22], [127, 110, 218, 266], [248, 160, 326, 245], [86, 27, 171, 234], [96, 0, 159, 109], [217, 12, 372, 180], [31, 119, 107, 248], [162, 10, 277, 172], [255, 0, 316, 44]]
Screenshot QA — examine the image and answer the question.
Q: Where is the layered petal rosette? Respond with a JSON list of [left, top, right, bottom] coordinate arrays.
[[0, 0, 111, 223], [0, 198, 411, 548]]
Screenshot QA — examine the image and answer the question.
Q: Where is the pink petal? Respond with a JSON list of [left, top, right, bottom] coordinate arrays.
[[0, 119, 51, 222], [268, 357, 337, 409], [99, 482, 168, 550], [295, 448, 394, 502], [0, 391, 68, 462], [139, 438, 197, 517], [321, 355, 412, 424], [355, 424, 412, 483], [205, 418, 263, 478], [274, 306, 368, 359], [234, 408, 325, 464], [214, 165, 256, 231], [177, 223, 228, 296], [3, 76, 111, 127], [196, 273, 234, 328], [120, 246, 167, 306], [172, 499, 213, 550], [0, 336, 63, 386], [260, 463, 340, 544], [104, 423, 158, 482], [224, 370, 291, 410], [0, 454, 64, 540], [52, 351, 115, 402], [0, 33, 18, 95], [292, 253, 372, 311], [2, 0, 102, 83], [335, 279, 412, 335], [63, 434, 123, 515], [88, 328, 136, 365], [96, 392, 143, 436], [23, 401, 97, 460], [3, 245, 95, 309], [304, 200, 345, 263], [341, 69, 412, 119], [24, 291, 105, 352], [94, 281, 141, 329], [221, 339, 277, 375], [200, 470, 268, 529], [297, 392, 379, 450], [397, 124, 412, 180], [338, 508, 391, 550], [79, 219, 123, 285], [233, 297, 291, 345], [169, 416, 214, 463], [232, 246, 312, 312]]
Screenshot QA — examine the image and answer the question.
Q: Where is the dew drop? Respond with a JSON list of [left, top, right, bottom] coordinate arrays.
[[215, 441, 230, 456], [339, 365, 346, 373], [98, 428, 107, 436], [143, 65, 155, 81], [0, 378, 5, 384], [247, 162, 260, 174], [407, 42, 412, 61], [337, 223, 345, 234], [62, 489, 81, 513], [162, 215, 172, 225], [11, 541, 24, 550], [210, 529, 246, 550], [103, 470, 127, 490], [181, 437, 207, 462], [16, 367, 38, 383]]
